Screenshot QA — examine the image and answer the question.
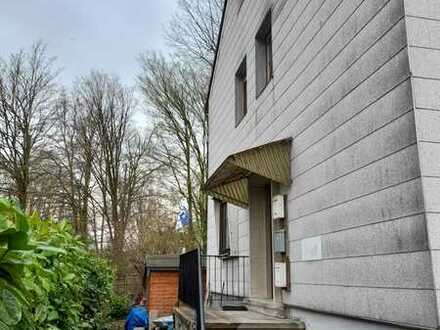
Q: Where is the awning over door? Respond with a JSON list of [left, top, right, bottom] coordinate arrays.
[[205, 139, 291, 208]]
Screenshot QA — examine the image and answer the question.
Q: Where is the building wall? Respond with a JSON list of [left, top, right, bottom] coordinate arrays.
[[405, 0, 440, 326], [288, 308, 415, 330], [208, 0, 439, 328], [147, 271, 179, 317]]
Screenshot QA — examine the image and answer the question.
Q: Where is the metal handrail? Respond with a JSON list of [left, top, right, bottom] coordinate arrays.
[[202, 254, 249, 307]]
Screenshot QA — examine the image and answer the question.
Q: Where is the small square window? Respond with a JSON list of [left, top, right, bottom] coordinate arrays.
[[235, 57, 247, 126], [255, 10, 273, 97]]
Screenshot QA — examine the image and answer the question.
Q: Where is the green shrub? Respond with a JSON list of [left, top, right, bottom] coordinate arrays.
[[108, 294, 130, 320], [0, 199, 115, 329], [0, 199, 35, 329]]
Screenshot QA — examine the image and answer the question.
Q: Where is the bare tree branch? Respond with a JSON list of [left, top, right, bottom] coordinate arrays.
[[166, 0, 223, 69], [0, 41, 58, 210]]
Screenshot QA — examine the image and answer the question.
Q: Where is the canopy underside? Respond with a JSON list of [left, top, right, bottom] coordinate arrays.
[[205, 139, 291, 208]]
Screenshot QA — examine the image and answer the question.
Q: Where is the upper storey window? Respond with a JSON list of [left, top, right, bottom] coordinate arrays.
[[255, 10, 273, 97], [235, 57, 247, 126]]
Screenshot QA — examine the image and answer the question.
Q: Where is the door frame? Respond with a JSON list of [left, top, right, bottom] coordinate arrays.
[[248, 176, 274, 299]]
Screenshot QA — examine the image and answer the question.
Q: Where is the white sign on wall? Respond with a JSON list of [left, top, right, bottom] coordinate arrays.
[[274, 262, 287, 288], [272, 194, 285, 219], [301, 236, 322, 261]]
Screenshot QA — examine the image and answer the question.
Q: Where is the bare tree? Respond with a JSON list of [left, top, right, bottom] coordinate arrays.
[[0, 42, 58, 210], [125, 191, 188, 274], [77, 71, 157, 269], [167, 0, 223, 69], [45, 90, 95, 239], [138, 53, 208, 249], [137, 0, 223, 250]]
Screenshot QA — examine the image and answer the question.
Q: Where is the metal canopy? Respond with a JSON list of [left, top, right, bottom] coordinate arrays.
[[205, 139, 291, 208]]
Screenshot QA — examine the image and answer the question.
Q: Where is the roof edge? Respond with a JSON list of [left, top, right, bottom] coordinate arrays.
[[204, 0, 228, 115]]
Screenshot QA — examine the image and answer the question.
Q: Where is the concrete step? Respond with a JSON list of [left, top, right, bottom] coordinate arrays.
[[246, 298, 287, 319], [206, 308, 304, 329], [174, 305, 305, 329]]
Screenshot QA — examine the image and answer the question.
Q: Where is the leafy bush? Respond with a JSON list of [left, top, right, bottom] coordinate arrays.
[[0, 199, 115, 329], [108, 294, 130, 320], [0, 199, 34, 329]]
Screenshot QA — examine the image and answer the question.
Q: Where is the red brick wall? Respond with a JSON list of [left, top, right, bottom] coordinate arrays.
[[147, 271, 179, 317]]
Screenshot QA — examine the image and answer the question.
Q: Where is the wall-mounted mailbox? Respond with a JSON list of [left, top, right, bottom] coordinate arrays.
[[272, 194, 285, 219], [274, 262, 287, 288], [274, 229, 286, 253]]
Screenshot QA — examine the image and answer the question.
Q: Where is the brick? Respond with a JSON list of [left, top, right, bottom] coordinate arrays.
[[147, 271, 179, 316]]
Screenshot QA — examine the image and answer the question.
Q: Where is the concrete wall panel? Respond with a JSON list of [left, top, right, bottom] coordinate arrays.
[[286, 285, 437, 328]]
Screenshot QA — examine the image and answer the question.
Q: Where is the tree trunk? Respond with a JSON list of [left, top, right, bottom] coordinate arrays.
[[112, 225, 127, 276], [16, 178, 28, 211]]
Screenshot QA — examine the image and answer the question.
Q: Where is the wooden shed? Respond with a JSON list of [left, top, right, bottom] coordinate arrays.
[[144, 255, 180, 318]]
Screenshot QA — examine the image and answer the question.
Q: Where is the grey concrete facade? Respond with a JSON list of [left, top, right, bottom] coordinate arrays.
[[207, 0, 440, 329]]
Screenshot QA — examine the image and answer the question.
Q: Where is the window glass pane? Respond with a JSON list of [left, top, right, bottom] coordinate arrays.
[[255, 10, 272, 97], [241, 79, 247, 116], [235, 57, 247, 126], [266, 33, 273, 82], [219, 202, 229, 254]]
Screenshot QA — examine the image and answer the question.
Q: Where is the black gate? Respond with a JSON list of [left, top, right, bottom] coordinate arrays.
[[178, 249, 205, 330]]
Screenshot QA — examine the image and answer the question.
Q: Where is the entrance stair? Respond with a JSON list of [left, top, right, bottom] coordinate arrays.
[[246, 298, 287, 319], [174, 305, 305, 329]]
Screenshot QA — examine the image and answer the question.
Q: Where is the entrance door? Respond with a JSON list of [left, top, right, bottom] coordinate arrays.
[[249, 177, 273, 299]]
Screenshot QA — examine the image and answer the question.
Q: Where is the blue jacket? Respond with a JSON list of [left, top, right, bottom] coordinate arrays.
[[125, 305, 149, 330]]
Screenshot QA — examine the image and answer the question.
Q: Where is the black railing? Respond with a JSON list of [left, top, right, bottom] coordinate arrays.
[[203, 255, 249, 309]]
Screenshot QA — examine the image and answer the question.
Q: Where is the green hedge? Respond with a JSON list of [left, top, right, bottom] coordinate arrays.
[[0, 199, 114, 329]]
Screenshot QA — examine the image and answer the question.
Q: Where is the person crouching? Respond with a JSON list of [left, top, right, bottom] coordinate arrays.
[[125, 293, 149, 330]]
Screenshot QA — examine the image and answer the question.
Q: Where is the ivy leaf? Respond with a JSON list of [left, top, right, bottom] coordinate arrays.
[[40, 277, 51, 292], [64, 273, 75, 282], [47, 309, 59, 321], [7, 232, 29, 250], [35, 304, 47, 322], [3, 250, 34, 265], [36, 245, 66, 255], [48, 325, 61, 330], [0, 288, 22, 326]]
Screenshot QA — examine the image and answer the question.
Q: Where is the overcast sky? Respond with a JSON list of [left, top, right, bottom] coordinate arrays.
[[0, 0, 178, 87]]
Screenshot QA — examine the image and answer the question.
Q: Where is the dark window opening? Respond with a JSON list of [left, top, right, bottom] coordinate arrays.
[[255, 10, 273, 97], [219, 202, 230, 255], [235, 57, 247, 126]]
